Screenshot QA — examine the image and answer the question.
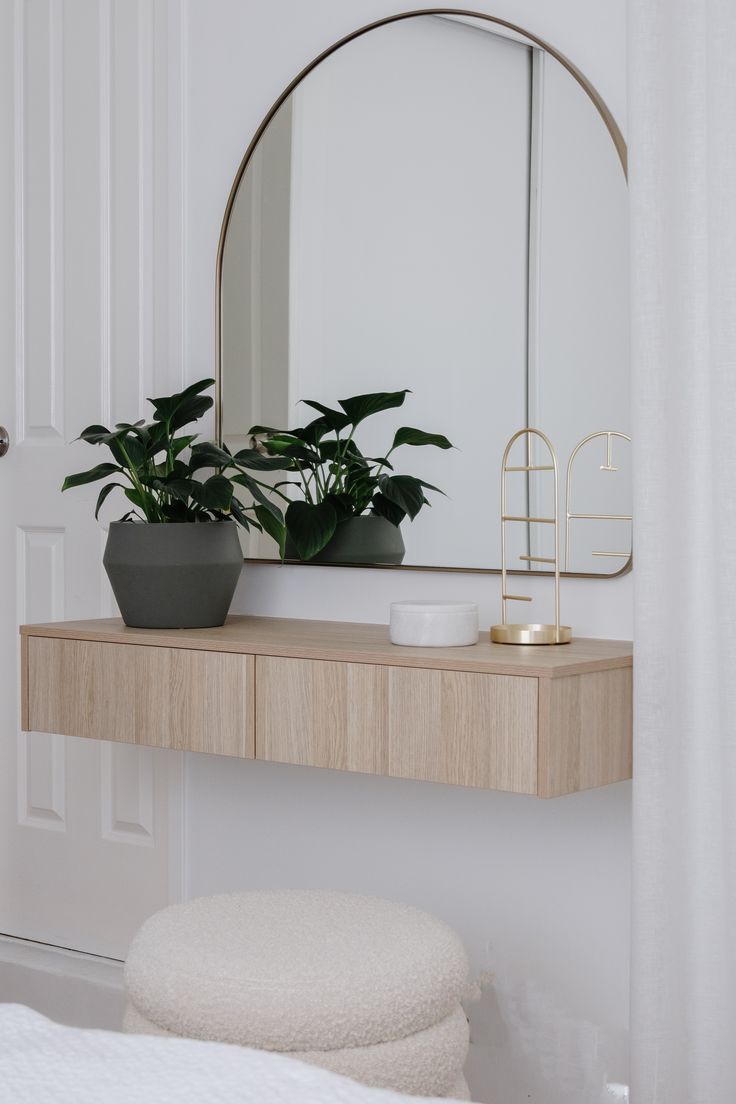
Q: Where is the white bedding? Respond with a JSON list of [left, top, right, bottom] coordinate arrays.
[[0, 1005, 463, 1104]]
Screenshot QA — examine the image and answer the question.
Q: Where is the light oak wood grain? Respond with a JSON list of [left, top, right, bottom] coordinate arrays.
[[387, 667, 538, 792], [19, 616, 632, 679], [257, 657, 388, 775], [27, 637, 254, 758], [537, 668, 633, 797], [20, 632, 29, 732], [258, 658, 539, 793]]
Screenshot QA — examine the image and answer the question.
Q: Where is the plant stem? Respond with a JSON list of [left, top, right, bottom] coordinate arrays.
[[371, 445, 396, 482], [117, 439, 161, 522], [293, 459, 314, 504], [233, 468, 293, 505], [330, 432, 343, 494]]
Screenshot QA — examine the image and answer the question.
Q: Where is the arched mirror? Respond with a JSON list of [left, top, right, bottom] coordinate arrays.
[[217, 11, 630, 575]]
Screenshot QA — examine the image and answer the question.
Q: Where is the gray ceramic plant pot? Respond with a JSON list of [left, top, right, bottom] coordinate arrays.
[[103, 521, 242, 629], [287, 514, 406, 565]]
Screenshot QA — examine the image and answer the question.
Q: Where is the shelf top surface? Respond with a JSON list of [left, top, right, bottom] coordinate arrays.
[[21, 615, 632, 678]]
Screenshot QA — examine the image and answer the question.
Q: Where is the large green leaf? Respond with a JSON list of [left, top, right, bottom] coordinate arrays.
[[343, 464, 379, 510], [344, 476, 377, 510], [150, 458, 189, 480], [192, 474, 233, 512], [114, 420, 146, 431], [344, 458, 377, 486], [285, 500, 337, 560], [78, 425, 144, 469], [78, 424, 112, 444], [80, 424, 144, 450], [170, 394, 212, 431], [188, 441, 233, 472], [337, 390, 409, 427], [94, 482, 126, 519], [62, 463, 123, 491], [371, 493, 406, 527], [149, 477, 194, 503], [170, 433, 198, 458], [318, 439, 366, 464], [113, 432, 147, 470], [378, 474, 426, 520], [248, 424, 280, 437], [123, 487, 148, 511], [262, 436, 322, 466], [322, 492, 355, 521], [144, 420, 169, 454], [254, 504, 286, 555], [293, 419, 335, 448], [230, 473, 283, 521], [299, 400, 351, 432], [232, 447, 294, 471], [118, 422, 159, 458], [392, 426, 453, 450], [149, 378, 214, 431], [161, 500, 197, 522], [149, 377, 213, 416], [228, 498, 253, 532]]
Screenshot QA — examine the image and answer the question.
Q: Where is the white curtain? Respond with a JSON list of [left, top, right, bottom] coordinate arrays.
[[629, 1, 736, 1101]]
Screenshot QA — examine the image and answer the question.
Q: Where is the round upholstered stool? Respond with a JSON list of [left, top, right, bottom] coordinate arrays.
[[124, 890, 471, 1099]]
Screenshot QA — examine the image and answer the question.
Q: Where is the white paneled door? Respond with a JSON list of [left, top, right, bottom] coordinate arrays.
[[0, 0, 185, 960]]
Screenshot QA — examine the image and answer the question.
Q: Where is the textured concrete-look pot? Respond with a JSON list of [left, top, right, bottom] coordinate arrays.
[[287, 515, 406, 565], [103, 521, 242, 628]]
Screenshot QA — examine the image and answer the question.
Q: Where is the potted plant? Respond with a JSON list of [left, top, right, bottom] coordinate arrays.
[[62, 379, 291, 628], [249, 389, 453, 564]]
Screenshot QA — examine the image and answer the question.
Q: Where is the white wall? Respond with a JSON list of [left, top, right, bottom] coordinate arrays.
[[184, 4, 631, 1104]]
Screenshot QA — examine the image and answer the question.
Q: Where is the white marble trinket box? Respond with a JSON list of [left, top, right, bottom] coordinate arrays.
[[389, 601, 479, 647]]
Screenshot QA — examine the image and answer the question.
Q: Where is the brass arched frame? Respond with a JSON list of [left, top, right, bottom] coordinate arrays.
[[214, 8, 630, 579]]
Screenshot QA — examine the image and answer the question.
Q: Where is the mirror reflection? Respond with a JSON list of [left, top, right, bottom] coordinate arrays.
[[219, 14, 631, 574]]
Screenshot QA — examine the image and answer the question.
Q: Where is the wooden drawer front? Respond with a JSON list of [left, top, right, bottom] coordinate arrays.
[[256, 656, 538, 793], [387, 667, 538, 793], [27, 637, 254, 758], [256, 656, 388, 774], [538, 668, 633, 797]]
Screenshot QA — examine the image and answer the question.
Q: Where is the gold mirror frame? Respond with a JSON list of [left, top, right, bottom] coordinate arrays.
[[215, 7, 630, 579]]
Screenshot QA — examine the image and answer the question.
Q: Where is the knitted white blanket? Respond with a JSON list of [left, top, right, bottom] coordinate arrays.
[[0, 1005, 461, 1104]]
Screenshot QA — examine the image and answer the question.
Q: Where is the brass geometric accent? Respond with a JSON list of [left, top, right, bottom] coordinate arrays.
[[491, 428, 572, 646]]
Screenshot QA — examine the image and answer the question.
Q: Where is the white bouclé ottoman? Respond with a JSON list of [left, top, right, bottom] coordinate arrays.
[[123, 891, 471, 1099]]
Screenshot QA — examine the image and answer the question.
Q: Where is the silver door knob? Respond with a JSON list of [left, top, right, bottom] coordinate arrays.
[[0, 427, 9, 458]]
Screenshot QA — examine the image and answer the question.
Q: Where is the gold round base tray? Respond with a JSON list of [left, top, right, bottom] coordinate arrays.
[[490, 623, 572, 646]]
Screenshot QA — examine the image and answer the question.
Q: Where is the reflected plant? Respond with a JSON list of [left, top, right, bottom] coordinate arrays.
[[249, 389, 453, 560]]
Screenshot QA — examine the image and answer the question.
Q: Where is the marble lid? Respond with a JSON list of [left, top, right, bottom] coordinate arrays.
[[390, 600, 478, 615]]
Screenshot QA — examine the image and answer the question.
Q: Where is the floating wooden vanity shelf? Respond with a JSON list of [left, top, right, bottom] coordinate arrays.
[[20, 617, 632, 798]]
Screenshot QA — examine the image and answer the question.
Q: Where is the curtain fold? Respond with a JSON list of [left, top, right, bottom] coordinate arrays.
[[629, 1, 736, 1101]]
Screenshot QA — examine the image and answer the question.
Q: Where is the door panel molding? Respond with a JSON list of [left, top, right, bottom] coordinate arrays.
[[100, 742, 155, 847], [17, 731, 66, 831], [15, 527, 66, 831], [17, 0, 65, 443]]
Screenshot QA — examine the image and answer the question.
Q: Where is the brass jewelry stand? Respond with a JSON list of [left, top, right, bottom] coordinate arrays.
[[490, 428, 571, 645], [564, 430, 632, 571]]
